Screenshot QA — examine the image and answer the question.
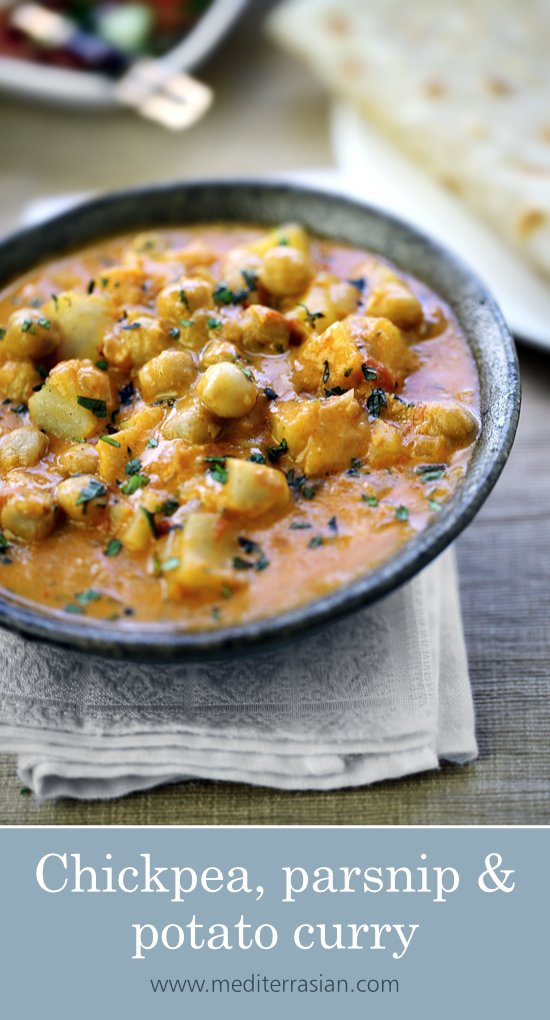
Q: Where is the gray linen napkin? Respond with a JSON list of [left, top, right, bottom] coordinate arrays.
[[0, 550, 477, 801]]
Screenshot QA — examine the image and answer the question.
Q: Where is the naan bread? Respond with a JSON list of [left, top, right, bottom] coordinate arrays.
[[269, 0, 550, 281]]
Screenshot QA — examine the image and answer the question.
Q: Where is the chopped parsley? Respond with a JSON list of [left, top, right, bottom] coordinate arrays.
[[347, 457, 363, 477], [207, 316, 222, 330], [0, 530, 8, 550], [361, 494, 379, 507], [121, 473, 149, 495], [37, 317, 51, 329], [249, 452, 266, 464], [416, 464, 446, 483], [161, 557, 180, 573], [395, 505, 409, 521], [0, 328, 6, 341], [328, 516, 338, 533], [168, 326, 181, 339], [12, 403, 27, 414], [140, 506, 158, 538], [179, 289, 190, 308], [205, 456, 228, 485], [362, 364, 377, 381], [324, 386, 348, 397], [238, 364, 253, 381], [366, 388, 387, 418], [146, 437, 159, 449], [75, 588, 101, 607], [87, 279, 96, 294], [76, 395, 107, 418], [157, 498, 179, 517], [104, 538, 122, 557], [241, 268, 258, 291], [233, 556, 255, 571], [221, 583, 233, 599], [267, 438, 288, 463], [21, 318, 33, 333], [64, 603, 84, 614], [348, 276, 366, 291], [75, 477, 107, 509], [179, 318, 195, 328], [125, 457, 141, 476], [308, 536, 324, 549], [121, 321, 142, 331], [289, 521, 312, 530], [214, 282, 248, 305], [286, 469, 316, 500], [118, 382, 135, 405], [322, 360, 330, 384], [263, 387, 279, 401], [99, 435, 121, 448], [238, 536, 261, 556], [297, 303, 325, 327], [428, 498, 442, 512], [234, 536, 269, 572], [95, 358, 108, 370]]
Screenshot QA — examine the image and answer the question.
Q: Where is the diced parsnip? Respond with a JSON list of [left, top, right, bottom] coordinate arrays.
[[248, 223, 310, 256], [103, 311, 169, 369], [55, 473, 108, 523], [162, 398, 221, 445], [156, 278, 213, 322], [271, 391, 370, 475], [45, 292, 113, 361], [216, 458, 290, 518], [260, 246, 314, 297], [367, 419, 404, 468], [29, 358, 116, 441], [138, 349, 196, 403], [361, 263, 423, 330], [0, 359, 41, 402], [411, 401, 480, 444], [0, 427, 48, 474], [240, 305, 290, 354], [1, 489, 56, 542], [1, 308, 59, 359], [161, 512, 240, 594], [197, 362, 257, 419], [57, 443, 99, 477], [97, 406, 163, 485], [114, 490, 160, 553]]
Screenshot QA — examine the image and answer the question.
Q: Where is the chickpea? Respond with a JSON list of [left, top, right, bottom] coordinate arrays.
[[240, 305, 290, 354], [103, 311, 169, 370], [221, 248, 263, 296], [55, 473, 107, 523], [156, 278, 213, 323], [196, 363, 257, 419], [57, 444, 99, 477], [0, 427, 48, 474], [1, 490, 56, 542], [2, 308, 59, 359], [0, 359, 41, 402], [138, 349, 196, 403], [260, 246, 314, 297], [200, 339, 239, 369], [162, 398, 221, 444]]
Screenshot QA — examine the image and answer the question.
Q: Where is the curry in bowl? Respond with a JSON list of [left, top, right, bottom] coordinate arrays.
[[0, 221, 479, 628]]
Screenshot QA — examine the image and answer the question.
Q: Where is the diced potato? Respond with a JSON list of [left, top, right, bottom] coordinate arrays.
[[156, 278, 213, 322], [96, 265, 163, 307], [138, 349, 196, 403], [97, 406, 163, 485], [0, 427, 48, 474], [271, 391, 370, 475], [57, 443, 99, 477], [248, 223, 310, 256], [161, 512, 240, 594], [0, 359, 41, 402], [367, 419, 404, 468], [260, 246, 314, 297], [220, 248, 263, 297], [362, 262, 423, 330], [411, 401, 480, 444], [285, 273, 360, 336], [216, 458, 290, 518], [197, 363, 257, 419], [29, 358, 116, 441], [200, 339, 239, 368], [45, 292, 113, 361], [1, 489, 56, 542], [114, 489, 160, 553], [55, 473, 107, 523], [1, 308, 59, 359], [293, 318, 366, 394], [340, 316, 414, 387], [103, 311, 170, 370], [240, 305, 290, 354], [162, 398, 221, 445]]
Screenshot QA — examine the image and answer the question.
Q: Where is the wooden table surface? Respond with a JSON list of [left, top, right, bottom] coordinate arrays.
[[0, 1, 549, 825]]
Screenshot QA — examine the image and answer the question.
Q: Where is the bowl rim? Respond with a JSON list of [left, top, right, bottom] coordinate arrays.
[[0, 177, 520, 662]]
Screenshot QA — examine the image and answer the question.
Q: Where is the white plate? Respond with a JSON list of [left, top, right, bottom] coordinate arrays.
[[331, 101, 550, 351], [0, 0, 248, 109]]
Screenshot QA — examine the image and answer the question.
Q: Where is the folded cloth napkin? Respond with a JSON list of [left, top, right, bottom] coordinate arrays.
[[0, 549, 477, 801]]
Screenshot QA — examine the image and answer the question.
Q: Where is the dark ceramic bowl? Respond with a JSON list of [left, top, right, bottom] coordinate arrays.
[[0, 180, 520, 662]]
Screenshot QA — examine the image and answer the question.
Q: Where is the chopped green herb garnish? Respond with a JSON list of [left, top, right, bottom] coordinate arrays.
[[205, 456, 228, 485], [328, 516, 338, 533], [87, 279, 96, 294], [241, 268, 258, 291], [99, 435, 121, 448], [146, 437, 159, 449], [179, 289, 190, 308], [207, 317, 222, 329], [221, 583, 233, 599], [348, 276, 366, 291], [76, 395, 107, 417], [233, 556, 255, 571], [64, 603, 84, 614], [105, 538, 122, 557], [125, 457, 141, 476], [428, 498, 442, 512], [362, 364, 377, 381], [325, 386, 348, 397], [37, 317, 51, 329], [297, 303, 325, 327], [161, 556, 180, 572], [362, 494, 379, 507], [75, 477, 107, 509], [348, 457, 363, 476], [140, 506, 158, 538], [308, 536, 324, 549], [121, 473, 149, 495], [323, 360, 330, 384], [289, 521, 312, 530], [249, 452, 266, 464], [179, 318, 195, 328], [366, 388, 387, 418], [214, 282, 248, 305], [12, 403, 27, 414], [238, 536, 261, 556], [211, 606, 222, 621], [238, 364, 253, 381], [254, 556, 270, 572], [416, 464, 446, 482], [75, 588, 101, 607], [0, 328, 6, 341], [122, 322, 142, 331], [344, 366, 353, 377], [158, 498, 179, 517], [0, 530, 8, 550], [21, 318, 33, 333], [395, 505, 409, 521], [278, 235, 289, 246], [169, 326, 181, 339], [95, 358, 108, 370], [267, 438, 288, 463], [263, 387, 279, 401]]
